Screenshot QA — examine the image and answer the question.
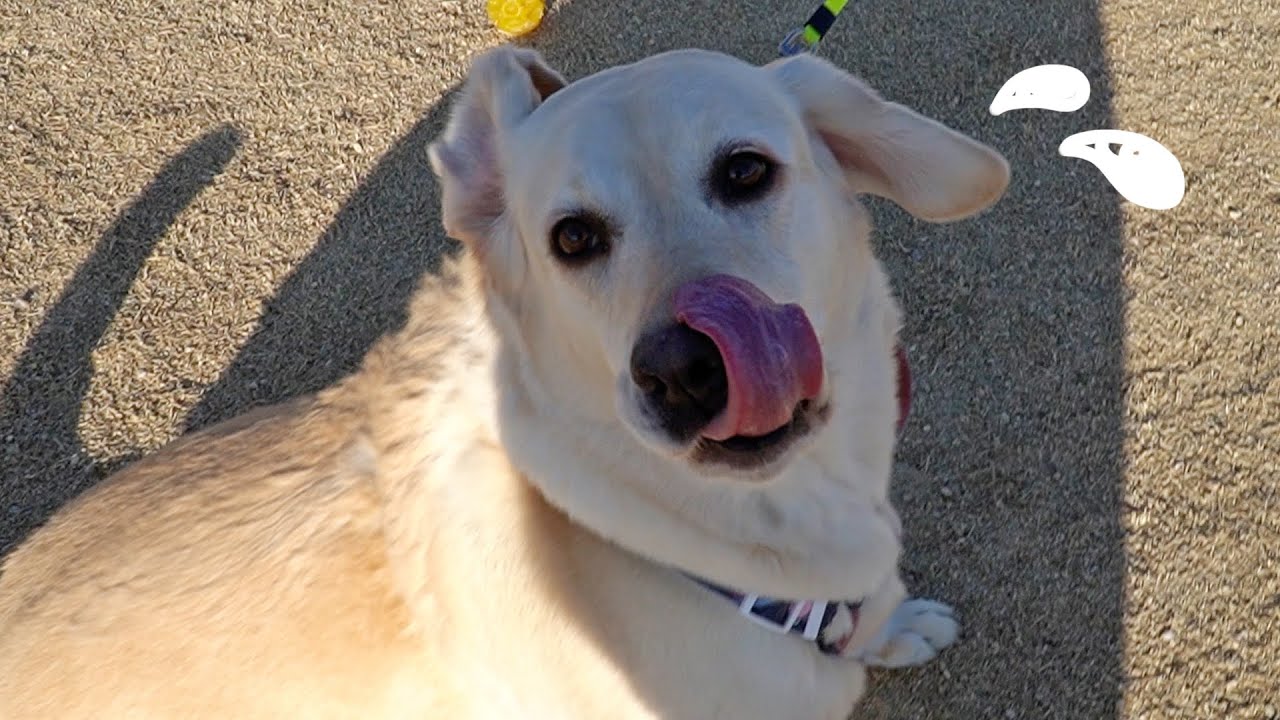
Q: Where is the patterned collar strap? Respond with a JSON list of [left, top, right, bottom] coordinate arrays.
[[689, 576, 863, 656], [686, 345, 910, 657]]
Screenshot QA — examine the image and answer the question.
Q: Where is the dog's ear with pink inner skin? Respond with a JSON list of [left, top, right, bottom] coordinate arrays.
[[769, 54, 1010, 223], [428, 47, 567, 248]]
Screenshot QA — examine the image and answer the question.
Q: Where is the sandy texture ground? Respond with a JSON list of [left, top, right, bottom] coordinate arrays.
[[2, 0, 1276, 717]]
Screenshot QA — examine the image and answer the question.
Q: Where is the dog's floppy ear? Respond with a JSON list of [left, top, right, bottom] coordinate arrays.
[[428, 46, 567, 246], [770, 54, 1010, 222]]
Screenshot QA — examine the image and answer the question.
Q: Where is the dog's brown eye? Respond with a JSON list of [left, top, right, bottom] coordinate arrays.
[[727, 154, 768, 187], [716, 151, 776, 203], [551, 216, 608, 263]]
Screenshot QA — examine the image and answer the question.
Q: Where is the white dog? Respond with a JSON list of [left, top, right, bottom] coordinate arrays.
[[0, 47, 1009, 719]]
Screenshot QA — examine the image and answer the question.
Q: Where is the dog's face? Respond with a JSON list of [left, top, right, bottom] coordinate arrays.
[[430, 48, 1008, 479]]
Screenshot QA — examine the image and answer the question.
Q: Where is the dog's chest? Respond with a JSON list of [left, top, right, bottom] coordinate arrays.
[[425, 464, 867, 719]]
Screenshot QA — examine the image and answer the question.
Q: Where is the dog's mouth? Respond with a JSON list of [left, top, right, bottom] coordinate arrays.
[[668, 274, 827, 472], [691, 399, 829, 471], [674, 275, 823, 443]]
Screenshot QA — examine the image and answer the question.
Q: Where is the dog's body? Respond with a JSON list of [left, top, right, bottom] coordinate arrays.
[[0, 48, 1008, 719]]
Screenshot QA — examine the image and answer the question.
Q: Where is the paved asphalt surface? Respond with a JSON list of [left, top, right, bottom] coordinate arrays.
[[1, 0, 1276, 717]]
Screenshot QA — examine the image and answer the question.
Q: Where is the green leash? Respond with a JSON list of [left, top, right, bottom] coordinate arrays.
[[778, 0, 849, 56]]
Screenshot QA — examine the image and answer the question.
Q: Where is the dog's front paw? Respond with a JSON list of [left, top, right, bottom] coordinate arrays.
[[856, 598, 958, 669]]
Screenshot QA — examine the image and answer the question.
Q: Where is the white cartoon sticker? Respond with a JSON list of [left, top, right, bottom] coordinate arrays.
[[1058, 130, 1186, 210], [989, 64, 1091, 115]]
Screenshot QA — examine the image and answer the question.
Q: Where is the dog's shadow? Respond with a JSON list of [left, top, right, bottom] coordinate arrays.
[[0, 0, 1126, 717], [182, 92, 462, 431], [0, 125, 242, 553]]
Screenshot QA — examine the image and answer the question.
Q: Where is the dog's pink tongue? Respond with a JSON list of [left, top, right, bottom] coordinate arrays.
[[674, 275, 823, 441]]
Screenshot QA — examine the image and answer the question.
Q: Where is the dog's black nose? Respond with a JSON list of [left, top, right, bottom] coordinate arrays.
[[630, 323, 729, 441]]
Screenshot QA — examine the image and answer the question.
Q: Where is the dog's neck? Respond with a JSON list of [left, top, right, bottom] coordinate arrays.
[[465, 255, 907, 603], [365, 251, 903, 604], [358, 257, 511, 614]]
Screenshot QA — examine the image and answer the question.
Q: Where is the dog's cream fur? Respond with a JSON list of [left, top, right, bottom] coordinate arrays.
[[0, 48, 1008, 719]]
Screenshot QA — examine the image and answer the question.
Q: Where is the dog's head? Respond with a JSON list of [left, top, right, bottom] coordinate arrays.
[[429, 47, 1008, 479]]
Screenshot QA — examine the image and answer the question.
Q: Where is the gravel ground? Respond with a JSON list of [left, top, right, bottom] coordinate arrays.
[[1, 0, 1276, 717]]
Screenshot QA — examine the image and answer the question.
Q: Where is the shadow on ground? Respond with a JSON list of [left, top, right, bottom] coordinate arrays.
[[525, 3, 1129, 718], [1, 1, 1125, 717], [0, 125, 241, 552], [182, 91, 461, 431]]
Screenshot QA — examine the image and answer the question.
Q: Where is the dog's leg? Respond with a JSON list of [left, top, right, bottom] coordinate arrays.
[[854, 598, 959, 668]]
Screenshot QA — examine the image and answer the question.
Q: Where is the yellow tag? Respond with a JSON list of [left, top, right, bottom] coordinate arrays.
[[486, 0, 545, 36]]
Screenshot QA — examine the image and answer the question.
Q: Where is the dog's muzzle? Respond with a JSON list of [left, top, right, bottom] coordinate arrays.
[[629, 274, 826, 470]]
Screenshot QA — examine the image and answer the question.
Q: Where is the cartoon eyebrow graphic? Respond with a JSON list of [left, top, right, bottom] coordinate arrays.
[[1059, 130, 1186, 210], [989, 65, 1185, 211], [989, 64, 1092, 115]]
